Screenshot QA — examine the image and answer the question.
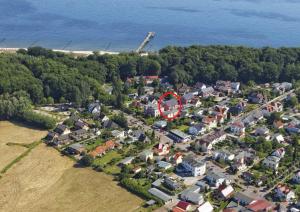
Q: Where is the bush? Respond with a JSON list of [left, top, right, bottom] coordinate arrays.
[[20, 110, 56, 129]]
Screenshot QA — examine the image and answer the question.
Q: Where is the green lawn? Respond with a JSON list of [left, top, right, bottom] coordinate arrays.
[[177, 125, 189, 132], [93, 150, 122, 166], [85, 139, 104, 151]]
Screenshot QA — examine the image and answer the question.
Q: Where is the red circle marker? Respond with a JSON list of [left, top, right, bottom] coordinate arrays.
[[158, 91, 183, 121]]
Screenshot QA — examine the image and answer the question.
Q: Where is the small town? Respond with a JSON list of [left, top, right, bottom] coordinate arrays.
[[43, 76, 300, 212]]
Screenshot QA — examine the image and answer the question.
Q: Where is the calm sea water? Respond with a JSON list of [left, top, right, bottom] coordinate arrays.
[[1, 0, 300, 51]]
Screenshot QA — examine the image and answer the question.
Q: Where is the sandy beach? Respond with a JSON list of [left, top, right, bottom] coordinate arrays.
[[0, 48, 119, 56]]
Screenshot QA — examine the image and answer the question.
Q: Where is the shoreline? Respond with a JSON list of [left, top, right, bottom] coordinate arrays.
[[0, 47, 120, 56]]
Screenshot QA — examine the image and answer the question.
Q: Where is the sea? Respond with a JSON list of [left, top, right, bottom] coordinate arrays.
[[1, 0, 300, 51]]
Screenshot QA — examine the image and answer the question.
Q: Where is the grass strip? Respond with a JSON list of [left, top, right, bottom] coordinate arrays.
[[1, 141, 41, 175]]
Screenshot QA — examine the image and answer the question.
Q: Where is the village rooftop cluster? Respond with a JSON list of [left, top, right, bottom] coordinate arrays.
[[43, 75, 300, 212]]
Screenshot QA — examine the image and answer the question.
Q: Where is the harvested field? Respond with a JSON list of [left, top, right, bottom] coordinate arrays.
[[0, 122, 143, 212], [0, 121, 47, 171]]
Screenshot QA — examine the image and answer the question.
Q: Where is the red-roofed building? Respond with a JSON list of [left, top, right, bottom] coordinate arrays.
[[246, 199, 273, 211], [176, 201, 191, 211], [172, 206, 185, 212], [153, 143, 170, 156], [90, 140, 116, 158], [173, 152, 183, 164]]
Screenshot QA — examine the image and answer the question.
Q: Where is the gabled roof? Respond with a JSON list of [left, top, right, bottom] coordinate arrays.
[[246, 199, 273, 211], [177, 201, 191, 210]]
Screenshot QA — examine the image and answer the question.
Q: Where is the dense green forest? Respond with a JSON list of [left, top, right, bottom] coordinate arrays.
[[1, 45, 300, 109]]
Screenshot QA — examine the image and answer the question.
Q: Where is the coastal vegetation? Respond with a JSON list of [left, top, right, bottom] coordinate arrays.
[[1, 45, 300, 123]]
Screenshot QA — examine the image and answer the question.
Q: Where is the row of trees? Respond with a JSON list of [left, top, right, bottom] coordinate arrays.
[[2, 46, 300, 109], [0, 91, 55, 129]]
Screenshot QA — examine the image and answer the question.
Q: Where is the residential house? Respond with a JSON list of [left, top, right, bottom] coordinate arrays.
[[90, 140, 116, 158], [181, 186, 204, 205], [182, 92, 195, 104], [143, 75, 160, 85], [197, 201, 214, 212], [262, 156, 281, 170], [153, 120, 167, 129], [274, 184, 295, 202], [164, 177, 181, 191], [144, 86, 155, 95], [189, 123, 206, 136], [54, 124, 71, 135], [217, 184, 234, 200], [88, 102, 101, 114], [168, 129, 191, 143], [233, 192, 256, 206], [177, 83, 191, 95], [74, 120, 89, 130], [172, 152, 183, 165], [272, 133, 285, 143], [263, 102, 283, 117], [191, 98, 202, 108], [111, 130, 125, 139], [286, 123, 300, 134], [229, 101, 246, 116], [53, 134, 71, 146], [201, 87, 214, 98], [273, 82, 293, 94], [140, 150, 154, 162], [194, 82, 207, 91], [248, 92, 267, 104], [65, 143, 85, 155], [230, 122, 245, 137], [153, 143, 170, 156], [242, 172, 255, 184], [131, 130, 148, 142], [215, 81, 240, 94], [157, 161, 172, 170], [206, 172, 229, 188], [176, 201, 192, 211], [195, 130, 226, 152], [271, 148, 285, 159], [202, 116, 217, 131], [213, 151, 235, 162], [144, 103, 160, 117], [102, 120, 119, 129], [293, 171, 300, 184], [132, 166, 142, 174], [181, 155, 206, 177], [148, 188, 172, 203], [70, 129, 89, 142], [273, 120, 284, 129], [119, 156, 135, 166], [163, 98, 179, 111], [246, 199, 273, 212], [255, 127, 270, 140]]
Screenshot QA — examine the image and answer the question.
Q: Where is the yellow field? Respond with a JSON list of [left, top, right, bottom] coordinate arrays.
[[0, 121, 47, 171], [0, 122, 143, 212]]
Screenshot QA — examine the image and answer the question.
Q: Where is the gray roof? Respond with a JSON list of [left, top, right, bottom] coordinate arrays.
[[148, 188, 172, 202], [181, 186, 204, 204], [183, 155, 206, 168], [68, 143, 84, 151], [233, 192, 255, 206], [169, 129, 190, 139]]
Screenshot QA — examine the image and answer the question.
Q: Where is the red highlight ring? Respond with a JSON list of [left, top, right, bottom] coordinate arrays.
[[158, 91, 183, 121]]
